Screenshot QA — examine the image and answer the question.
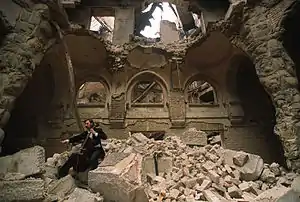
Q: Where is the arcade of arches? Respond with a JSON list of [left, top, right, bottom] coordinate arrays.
[[1, 0, 300, 172]]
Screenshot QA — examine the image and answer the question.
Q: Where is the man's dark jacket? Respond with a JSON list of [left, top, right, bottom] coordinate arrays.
[[69, 127, 107, 158]]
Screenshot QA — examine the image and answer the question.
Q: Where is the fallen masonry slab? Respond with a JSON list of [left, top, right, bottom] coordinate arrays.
[[254, 186, 291, 201], [233, 151, 249, 167], [0, 146, 45, 177], [65, 187, 104, 202], [0, 179, 45, 201], [276, 189, 300, 202], [223, 149, 264, 181], [47, 174, 76, 199], [100, 152, 131, 167], [180, 128, 208, 146], [88, 153, 149, 202]]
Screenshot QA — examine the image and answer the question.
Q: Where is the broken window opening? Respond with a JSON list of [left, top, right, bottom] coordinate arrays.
[[187, 80, 216, 105], [131, 81, 164, 104], [89, 16, 115, 42], [188, 0, 230, 33], [136, 2, 183, 41], [77, 81, 107, 107]]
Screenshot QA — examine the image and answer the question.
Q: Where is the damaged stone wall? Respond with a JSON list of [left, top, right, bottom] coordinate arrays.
[[227, 0, 300, 171], [56, 0, 300, 170], [1, 0, 300, 172], [0, 0, 58, 154]]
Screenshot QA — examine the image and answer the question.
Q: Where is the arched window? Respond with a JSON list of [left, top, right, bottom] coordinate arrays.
[[77, 81, 107, 107], [186, 80, 216, 104], [131, 80, 163, 104]]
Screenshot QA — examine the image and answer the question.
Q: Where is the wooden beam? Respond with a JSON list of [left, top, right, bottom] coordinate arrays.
[[133, 82, 157, 103], [198, 86, 213, 97]]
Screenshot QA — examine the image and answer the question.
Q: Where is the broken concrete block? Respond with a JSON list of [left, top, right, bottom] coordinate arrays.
[[238, 181, 252, 192], [276, 189, 300, 202], [47, 174, 76, 199], [260, 168, 276, 183], [169, 188, 180, 199], [181, 128, 208, 146], [292, 176, 300, 193], [254, 186, 290, 201], [198, 179, 212, 191], [233, 152, 249, 167], [242, 192, 256, 201], [65, 187, 104, 202], [202, 160, 216, 171], [0, 179, 45, 201], [270, 177, 300, 201], [208, 170, 220, 183], [182, 177, 197, 189], [88, 153, 148, 202], [100, 152, 130, 167], [269, 162, 281, 176], [228, 185, 243, 198], [223, 149, 264, 181], [0, 172, 26, 181], [132, 133, 149, 144], [203, 190, 224, 202], [0, 146, 45, 177]]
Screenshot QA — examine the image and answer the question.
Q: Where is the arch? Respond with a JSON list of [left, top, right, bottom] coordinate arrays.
[[184, 73, 219, 104], [226, 53, 286, 166], [2, 64, 55, 155], [77, 82, 108, 106], [76, 74, 111, 93], [126, 71, 169, 106], [76, 76, 111, 107], [227, 53, 274, 100]]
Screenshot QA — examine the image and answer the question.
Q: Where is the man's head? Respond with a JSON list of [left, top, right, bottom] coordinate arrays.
[[84, 119, 94, 130]]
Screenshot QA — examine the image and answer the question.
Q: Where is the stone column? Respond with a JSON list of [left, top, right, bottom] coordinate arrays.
[[169, 89, 186, 128], [169, 58, 186, 128], [109, 93, 126, 129], [113, 7, 135, 45]]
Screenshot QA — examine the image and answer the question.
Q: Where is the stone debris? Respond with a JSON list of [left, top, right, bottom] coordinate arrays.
[[103, 133, 300, 202], [0, 146, 45, 177], [88, 152, 148, 202], [0, 145, 104, 202], [180, 128, 208, 146], [64, 187, 104, 202], [0, 179, 45, 201], [0, 132, 300, 202]]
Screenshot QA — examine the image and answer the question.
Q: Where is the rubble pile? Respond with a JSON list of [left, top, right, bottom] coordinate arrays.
[[102, 133, 300, 202], [0, 131, 300, 202], [0, 146, 104, 202]]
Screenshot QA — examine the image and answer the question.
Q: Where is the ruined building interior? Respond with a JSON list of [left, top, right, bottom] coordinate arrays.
[[1, 0, 300, 201]]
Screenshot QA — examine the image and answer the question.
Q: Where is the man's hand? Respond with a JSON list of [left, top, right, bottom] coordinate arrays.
[[90, 128, 96, 134], [61, 139, 69, 144], [90, 128, 98, 136]]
